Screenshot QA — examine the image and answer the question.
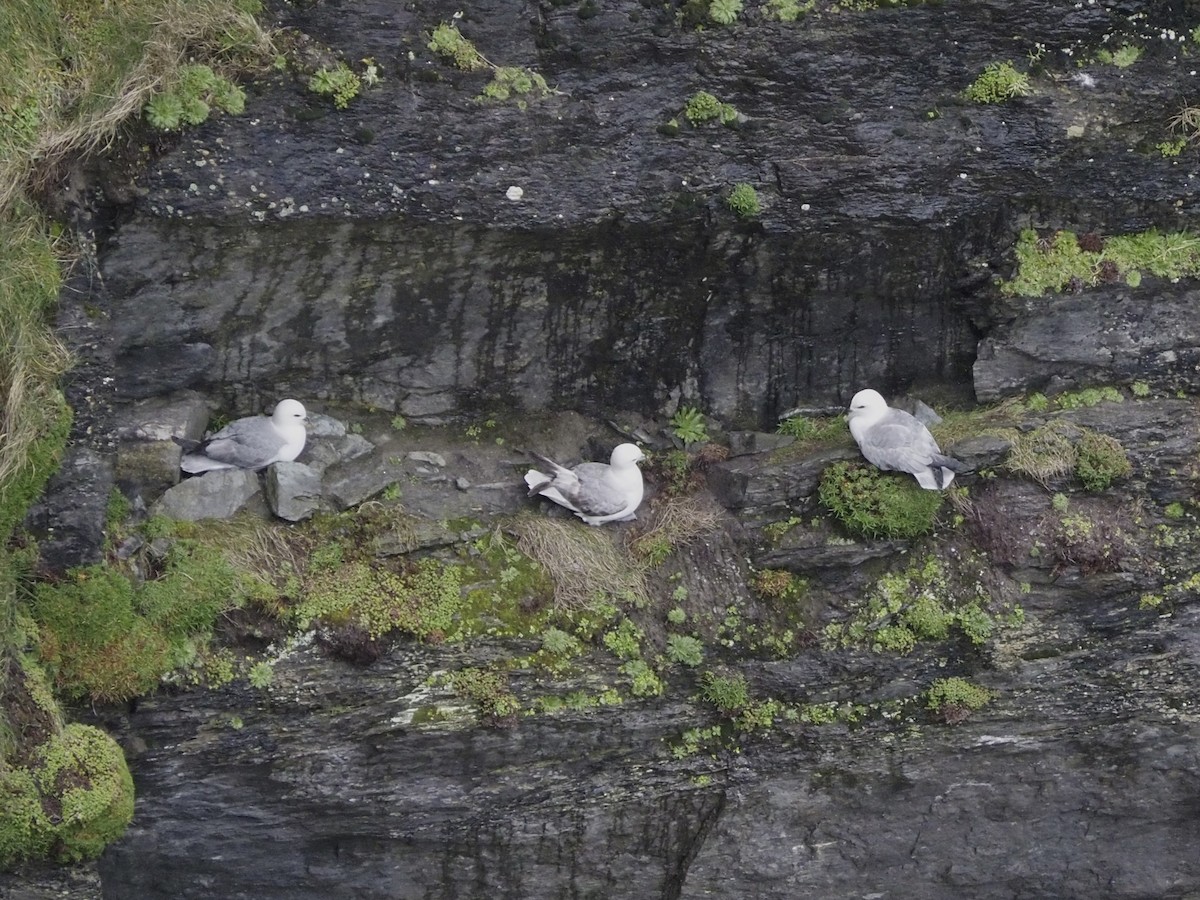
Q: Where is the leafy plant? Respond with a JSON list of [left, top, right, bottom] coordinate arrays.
[[428, 23, 487, 70], [709, 0, 743, 24], [818, 461, 943, 539], [670, 406, 709, 445], [144, 63, 246, 130], [684, 91, 738, 125], [450, 667, 520, 723], [1097, 45, 1141, 68], [479, 67, 550, 104], [767, 0, 814, 21], [726, 183, 760, 218], [964, 61, 1031, 103], [700, 670, 750, 712], [666, 633, 704, 666], [1075, 431, 1131, 491], [926, 677, 993, 723], [308, 62, 361, 109]]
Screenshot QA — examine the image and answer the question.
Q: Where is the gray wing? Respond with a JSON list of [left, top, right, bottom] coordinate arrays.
[[859, 410, 941, 474], [199, 416, 282, 467], [564, 462, 628, 516]]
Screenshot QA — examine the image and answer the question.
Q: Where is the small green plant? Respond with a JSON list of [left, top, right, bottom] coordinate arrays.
[[699, 670, 750, 712], [428, 23, 488, 70], [669, 406, 709, 445], [776, 415, 844, 442], [1158, 138, 1187, 158], [766, 0, 814, 21], [667, 607, 688, 625], [308, 63, 361, 109], [144, 63, 246, 130], [684, 91, 738, 126], [1025, 392, 1049, 412], [750, 568, 807, 602], [709, 0, 743, 24], [1164, 502, 1186, 519], [1055, 386, 1123, 409], [602, 618, 643, 660], [540, 627, 582, 656], [620, 659, 664, 697], [390, 415, 407, 431], [1051, 492, 1070, 512], [1097, 45, 1141, 68], [926, 677, 994, 723], [479, 67, 551, 105], [450, 667, 521, 723], [1075, 431, 1131, 491], [818, 461, 944, 539], [726, 183, 760, 218], [247, 661, 273, 689], [666, 633, 704, 666], [964, 61, 1031, 103], [1130, 381, 1151, 398]]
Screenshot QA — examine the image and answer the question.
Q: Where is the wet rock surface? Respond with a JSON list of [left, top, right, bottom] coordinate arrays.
[[12, 0, 1200, 896]]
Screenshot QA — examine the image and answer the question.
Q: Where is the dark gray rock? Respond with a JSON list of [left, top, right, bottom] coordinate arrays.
[[724, 431, 797, 458], [265, 462, 322, 522], [708, 446, 858, 513], [151, 469, 263, 521], [23, 447, 114, 572], [301, 432, 375, 475]]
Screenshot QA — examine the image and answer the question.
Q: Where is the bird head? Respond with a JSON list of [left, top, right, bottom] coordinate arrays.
[[848, 389, 887, 423], [273, 399, 308, 425], [610, 443, 646, 467]]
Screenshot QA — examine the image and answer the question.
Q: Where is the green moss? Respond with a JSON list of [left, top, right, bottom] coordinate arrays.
[[1165, 502, 1186, 519], [726, 183, 760, 219], [964, 61, 1031, 103], [926, 677, 993, 712], [449, 667, 520, 722], [818, 461, 943, 539], [0, 723, 133, 869], [478, 66, 550, 105], [307, 62, 361, 109], [1004, 227, 1200, 297], [1074, 431, 1131, 491], [428, 23, 487, 70], [684, 91, 738, 126], [1096, 44, 1141, 68], [1054, 386, 1123, 409]]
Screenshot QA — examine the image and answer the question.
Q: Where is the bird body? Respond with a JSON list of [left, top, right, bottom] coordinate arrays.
[[176, 399, 308, 474], [847, 389, 967, 490], [524, 442, 646, 525]]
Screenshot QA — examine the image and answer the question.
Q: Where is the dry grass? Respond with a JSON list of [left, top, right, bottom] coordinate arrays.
[[1004, 423, 1077, 488], [627, 494, 722, 567], [512, 516, 650, 610]]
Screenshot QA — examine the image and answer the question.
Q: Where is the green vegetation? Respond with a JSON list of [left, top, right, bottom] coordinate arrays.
[[1054, 386, 1123, 409], [1075, 431, 1131, 491], [818, 461, 944, 539], [29, 541, 254, 702], [750, 569, 808, 602], [708, 0, 744, 24], [823, 556, 1009, 654], [307, 63, 361, 109], [684, 91, 739, 126], [776, 415, 845, 443], [726, 183, 761, 218], [767, 0, 815, 20], [1165, 502, 1186, 520], [0, 721, 134, 868], [669, 406, 709, 445], [145, 62, 246, 129], [1003, 422, 1130, 491], [428, 23, 488, 70], [925, 677, 994, 720], [666, 634, 704, 666], [1004, 228, 1200, 297], [1169, 106, 1200, 146], [699, 670, 750, 712], [1097, 45, 1141, 68], [479, 67, 551, 105], [449, 667, 520, 723], [964, 61, 1031, 103]]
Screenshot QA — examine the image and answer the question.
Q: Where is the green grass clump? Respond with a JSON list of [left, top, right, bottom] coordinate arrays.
[[1075, 431, 1131, 491], [28, 542, 250, 702], [450, 667, 520, 722], [726, 183, 760, 219], [1003, 422, 1077, 488], [0, 723, 134, 868], [1054, 386, 1123, 409], [818, 461, 943, 539], [684, 91, 738, 126], [700, 670, 750, 712], [964, 61, 1031, 103], [776, 415, 844, 443], [428, 23, 487, 70], [1004, 228, 1200, 297]]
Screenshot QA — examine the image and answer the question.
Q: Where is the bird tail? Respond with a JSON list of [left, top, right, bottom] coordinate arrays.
[[524, 469, 553, 497], [931, 453, 970, 473], [172, 435, 203, 453], [928, 454, 970, 490]]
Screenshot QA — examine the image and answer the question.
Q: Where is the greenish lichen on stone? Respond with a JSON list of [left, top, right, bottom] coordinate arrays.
[[477, 66, 551, 106], [428, 22, 488, 70], [926, 677, 993, 715]]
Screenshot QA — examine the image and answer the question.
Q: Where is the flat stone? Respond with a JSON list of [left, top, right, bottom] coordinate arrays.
[[302, 433, 375, 475], [115, 439, 182, 503], [265, 462, 323, 522], [111, 391, 212, 442], [151, 469, 262, 521]]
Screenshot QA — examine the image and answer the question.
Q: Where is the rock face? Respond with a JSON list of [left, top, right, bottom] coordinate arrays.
[[17, 0, 1200, 896], [96, 0, 1200, 425]]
